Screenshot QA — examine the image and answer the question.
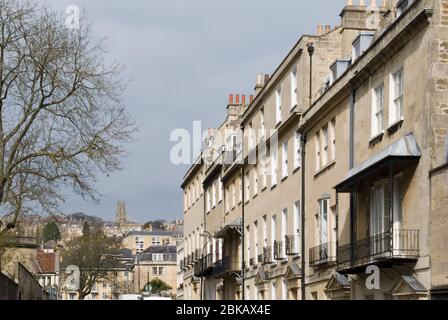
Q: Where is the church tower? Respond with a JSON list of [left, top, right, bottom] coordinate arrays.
[[115, 200, 128, 226]]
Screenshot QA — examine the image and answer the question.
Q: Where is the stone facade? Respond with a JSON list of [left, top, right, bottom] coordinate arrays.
[[181, 0, 448, 300]]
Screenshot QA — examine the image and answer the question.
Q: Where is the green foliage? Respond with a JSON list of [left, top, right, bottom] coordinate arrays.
[[146, 278, 172, 294], [42, 221, 61, 242], [142, 220, 166, 231]]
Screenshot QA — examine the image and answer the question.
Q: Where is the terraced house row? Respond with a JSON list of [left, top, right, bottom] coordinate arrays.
[[180, 0, 448, 300]]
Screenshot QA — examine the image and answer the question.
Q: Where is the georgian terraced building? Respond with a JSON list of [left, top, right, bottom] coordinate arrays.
[[181, 0, 448, 300]]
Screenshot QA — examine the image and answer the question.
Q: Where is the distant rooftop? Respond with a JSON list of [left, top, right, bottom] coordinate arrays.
[[124, 230, 182, 237]]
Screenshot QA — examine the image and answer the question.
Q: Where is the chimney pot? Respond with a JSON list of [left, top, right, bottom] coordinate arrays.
[[250, 95, 254, 103], [229, 94, 234, 105], [242, 95, 246, 105], [235, 94, 240, 104], [325, 25, 331, 33], [264, 74, 270, 84]]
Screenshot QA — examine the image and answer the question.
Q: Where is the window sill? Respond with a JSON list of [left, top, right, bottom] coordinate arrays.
[[293, 165, 301, 173], [387, 118, 403, 135], [290, 103, 297, 111], [369, 131, 385, 146], [261, 186, 268, 193], [252, 193, 258, 200], [314, 160, 336, 178], [275, 121, 282, 129], [271, 183, 278, 190], [281, 175, 288, 182]]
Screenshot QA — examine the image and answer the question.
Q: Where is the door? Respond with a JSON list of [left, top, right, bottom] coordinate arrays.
[[319, 199, 329, 259], [369, 182, 390, 256]]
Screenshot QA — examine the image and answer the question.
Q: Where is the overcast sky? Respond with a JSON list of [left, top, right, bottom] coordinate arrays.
[[38, 0, 346, 223]]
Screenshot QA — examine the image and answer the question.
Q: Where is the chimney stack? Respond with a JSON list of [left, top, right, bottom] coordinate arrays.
[[255, 73, 264, 94], [325, 25, 331, 33], [317, 24, 323, 35]]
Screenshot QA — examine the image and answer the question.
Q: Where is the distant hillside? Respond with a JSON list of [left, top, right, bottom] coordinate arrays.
[[66, 212, 104, 223]]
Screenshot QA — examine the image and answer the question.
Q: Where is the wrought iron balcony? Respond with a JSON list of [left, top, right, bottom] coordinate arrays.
[[285, 234, 300, 256], [337, 229, 419, 274], [273, 241, 286, 260], [309, 242, 336, 267], [194, 257, 204, 277], [263, 246, 274, 265], [210, 256, 240, 277]]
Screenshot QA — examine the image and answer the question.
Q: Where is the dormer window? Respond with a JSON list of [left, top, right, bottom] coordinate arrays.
[[352, 32, 375, 61], [397, 0, 415, 17], [330, 59, 351, 84]]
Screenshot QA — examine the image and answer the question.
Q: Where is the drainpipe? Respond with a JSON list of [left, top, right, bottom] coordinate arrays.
[[241, 125, 246, 301], [307, 43, 315, 108], [349, 88, 356, 263], [201, 176, 206, 300], [300, 133, 306, 301], [299, 42, 314, 301]]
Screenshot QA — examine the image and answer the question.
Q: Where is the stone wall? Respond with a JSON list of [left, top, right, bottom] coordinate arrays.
[[430, 166, 448, 290]]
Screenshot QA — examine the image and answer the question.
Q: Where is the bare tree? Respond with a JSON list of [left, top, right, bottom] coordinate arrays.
[[0, 0, 135, 234], [61, 223, 119, 300]]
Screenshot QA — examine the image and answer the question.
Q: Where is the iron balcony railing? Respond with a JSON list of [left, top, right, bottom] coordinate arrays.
[[309, 242, 336, 267], [274, 241, 286, 260], [263, 246, 274, 264], [211, 256, 240, 277], [193, 258, 203, 277], [285, 234, 300, 256], [337, 229, 419, 271]]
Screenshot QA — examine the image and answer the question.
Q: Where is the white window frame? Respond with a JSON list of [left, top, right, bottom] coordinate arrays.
[[152, 253, 164, 261], [253, 221, 259, 259], [245, 172, 250, 203], [322, 125, 329, 166], [372, 83, 385, 137], [294, 131, 301, 169], [281, 208, 287, 256], [315, 132, 321, 171], [239, 179, 243, 204], [293, 201, 301, 255], [290, 67, 298, 109], [232, 183, 236, 209], [281, 141, 288, 179], [389, 67, 404, 125], [212, 182, 216, 208], [271, 148, 278, 187], [206, 188, 211, 213], [318, 198, 330, 245], [248, 121, 254, 150], [218, 179, 223, 203], [252, 167, 258, 196], [275, 87, 282, 125], [271, 215, 277, 249], [330, 119, 336, 161], [260, 108, 266, 141]]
